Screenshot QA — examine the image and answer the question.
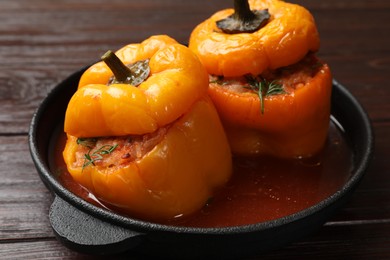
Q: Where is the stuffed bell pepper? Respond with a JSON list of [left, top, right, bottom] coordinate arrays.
[[189, 0, 332, 158], [63, 35, 232, 222]]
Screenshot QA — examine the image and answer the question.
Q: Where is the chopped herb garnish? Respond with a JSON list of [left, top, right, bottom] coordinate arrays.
[[245, 75, 286, 114], [82, 144, 118, 170], [77, 137, 97, 148]]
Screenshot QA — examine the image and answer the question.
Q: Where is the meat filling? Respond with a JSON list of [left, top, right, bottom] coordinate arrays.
[[209, 54, 324, 94], [73, 127, 167, 169]]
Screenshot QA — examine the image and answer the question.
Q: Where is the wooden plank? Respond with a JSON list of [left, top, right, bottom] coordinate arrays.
[[1, 222, 390, 259], [0, 0, 389, 258], [0, 240, 87, 260], [294, 0, 390, 10], [260, 222, 390, 259], [0, 136, 55, 240]]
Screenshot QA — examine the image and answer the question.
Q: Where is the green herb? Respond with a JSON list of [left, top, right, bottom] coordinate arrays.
[[245, 75, 286, 114], [82, 144, 118, 170], [77, 137, 97, 148]]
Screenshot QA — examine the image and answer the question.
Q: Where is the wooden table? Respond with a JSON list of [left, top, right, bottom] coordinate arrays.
[[1, 0, 389, 258]]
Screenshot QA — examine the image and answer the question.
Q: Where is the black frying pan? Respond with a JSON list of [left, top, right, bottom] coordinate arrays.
[[29, 67, 373, 258]]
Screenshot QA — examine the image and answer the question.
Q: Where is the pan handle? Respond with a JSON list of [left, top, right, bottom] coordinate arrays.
[[49, 196, 145, 255]]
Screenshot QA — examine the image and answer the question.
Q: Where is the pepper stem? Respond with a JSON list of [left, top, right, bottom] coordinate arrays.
[[216, 0, 270, 34], [234, 0, 256, 22], [101, 50, 132, 83]]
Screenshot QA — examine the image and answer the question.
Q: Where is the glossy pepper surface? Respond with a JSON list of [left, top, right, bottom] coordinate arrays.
[[189, 0, 320, 77], [65, 35, 208, 137], [208, 61, 332, 158], [62, 35, 232, 221], [189, 1, 332, 158]]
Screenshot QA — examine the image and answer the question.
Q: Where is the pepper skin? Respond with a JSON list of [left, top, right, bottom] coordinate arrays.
[[63, 97, 232, 221], [208, 61, 332, 158], [62, 35, 232, 221], [188, 0, 320, 77], [65, 35, 208, 137], [189, 1, 331, 158]]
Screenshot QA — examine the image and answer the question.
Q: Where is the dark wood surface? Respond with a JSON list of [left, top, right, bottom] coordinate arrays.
[[1, 0, 389, 258]]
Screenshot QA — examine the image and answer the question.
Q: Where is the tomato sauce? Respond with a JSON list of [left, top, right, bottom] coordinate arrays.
[[49, 118, 352, 228]]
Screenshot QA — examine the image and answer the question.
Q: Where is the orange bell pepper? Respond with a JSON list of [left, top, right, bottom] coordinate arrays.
[[189, 0, 332, 158], [189, 0, 320, 77], [62, 35, 232, 221], [65, 35, 208, 137], [208, 57, 332, 158]]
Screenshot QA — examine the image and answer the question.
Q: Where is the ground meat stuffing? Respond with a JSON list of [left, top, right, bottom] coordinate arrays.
[[74, 127, 167, 169], [209, 54, 324, 94]]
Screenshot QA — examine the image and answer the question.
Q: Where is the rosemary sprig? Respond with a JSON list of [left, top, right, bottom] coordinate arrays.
[[77, 137, 97, 148], [245, 75, 286, 114], [266, 80, 286, 96], [81, 143, 118, 170]]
